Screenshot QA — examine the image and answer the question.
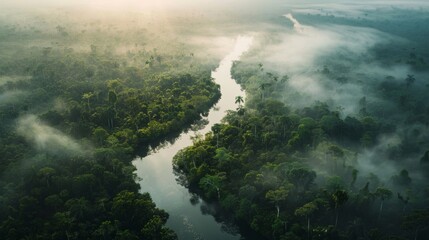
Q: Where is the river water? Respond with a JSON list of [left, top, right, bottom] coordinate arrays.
[[132, 36, 253, 240]]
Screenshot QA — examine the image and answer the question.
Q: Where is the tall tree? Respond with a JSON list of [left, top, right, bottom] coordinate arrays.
[[199, 172, 226, 200], [82, 92, 94, 110], [265, 184, 293, 218], [332, 190, 349, 227], [295, 201, 318, 240], [235, 95, 244, 106], [375, 187, 393, 220]]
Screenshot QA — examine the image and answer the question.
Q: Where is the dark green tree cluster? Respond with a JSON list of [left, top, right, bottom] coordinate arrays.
[[174, 60, 429, 239], [0, 153, 176, 239], [0, 20, 221, 239]]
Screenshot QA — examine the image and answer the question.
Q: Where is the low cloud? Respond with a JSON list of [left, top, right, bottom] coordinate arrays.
[[241, 6, 429, 189], [16, 115, 85, 156], [0, 90, 26, 105], [251, 16, 400, 116]]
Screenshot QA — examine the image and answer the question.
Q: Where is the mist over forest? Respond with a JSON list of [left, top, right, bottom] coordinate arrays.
[[0, 0, 428, 240]]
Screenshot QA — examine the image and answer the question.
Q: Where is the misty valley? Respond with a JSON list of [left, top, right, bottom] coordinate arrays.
[[0, 1, 429, 240]]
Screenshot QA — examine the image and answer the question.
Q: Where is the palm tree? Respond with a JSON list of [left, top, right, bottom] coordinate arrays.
[[82, 92, 94, 110], [259, 83, 272, 100], [235, 95, 244, 106], [332, 190, 348, 227], [405, 74, 416, 88]]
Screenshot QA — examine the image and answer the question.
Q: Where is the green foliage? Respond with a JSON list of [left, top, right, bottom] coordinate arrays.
[[173, 52, 429, 239], [199, 172, 226, 199], [295, 202, 318, 218], [265, 186, 291, 204], [0, 14, 223, 240]]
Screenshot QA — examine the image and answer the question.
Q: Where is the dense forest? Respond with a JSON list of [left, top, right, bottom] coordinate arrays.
[[173, 6, 429, 240], [1, 1, 429, 240], [0, 10, 221, 240]]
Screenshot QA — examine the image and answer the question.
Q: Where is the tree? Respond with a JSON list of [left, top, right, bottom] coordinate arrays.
[[398, 192, 410, 212], [141, 216, 177, 240], [420, 150, 429, 164], [295, 202, 318, 240], [392, 169, 412, 186], [356, 182, 375, 209], [405, 74, 416, 88], [94, 220, 120, 240], [239, 185, 258, 201], [320, 115, 342, 137], [112, 190, 166, 232], [351, 168, 359, 188], [93, 127, 109, 146], [82, 92, 94, 110], [52, 211, 74, 240], [375, 187, 393, 220], [402, 209, 429, 240], [332, 190, 348, 227], [327, 145, 344, 171], [109, 91, 117, 107], [235, 95, 244, 106], [37, 167, 56, 188], [199, 172, 226, 200], [65, 198, 90, 221], [44, 194, 63, 211], [286, 166, 316, 194], [265, 184, 293, 218], [211, 123, 222, 148], [213, 147, 233, 171], [280, 75, 289, 83]]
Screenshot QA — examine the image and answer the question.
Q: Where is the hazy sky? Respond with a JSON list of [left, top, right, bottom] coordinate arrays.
[[2, 0, 428, 14], [1, 0, 279, 10]]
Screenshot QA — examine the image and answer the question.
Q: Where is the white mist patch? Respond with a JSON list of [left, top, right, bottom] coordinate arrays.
[[255, 18, 397, 116], [186, 36, 238, 60], [355, 134, 404, 183], [290, 3, 368, 19], [185, 32, 254, 59], [263, 23, 385, 70], [17, 115, 83, 155], [263, 30, 333, 70], [288, 75, 324, 96], [228, 35, 254, 61], [356, 63, 411, 80], [356, 151, 397, 184], [284, 13, 305, 33], [0, 90, 26, 105], [0, 76, 30, 86], [275, 14, 393, 61], [287, 1, 429, 19]]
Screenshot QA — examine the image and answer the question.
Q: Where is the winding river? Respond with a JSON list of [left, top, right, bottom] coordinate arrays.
[[133, 36, 253, 240]]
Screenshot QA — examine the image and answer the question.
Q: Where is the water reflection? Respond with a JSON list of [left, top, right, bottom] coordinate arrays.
[[133, 36, 253, 240]]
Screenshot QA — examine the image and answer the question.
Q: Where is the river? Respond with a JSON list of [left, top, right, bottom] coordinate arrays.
[[132, 36, 253, 240]]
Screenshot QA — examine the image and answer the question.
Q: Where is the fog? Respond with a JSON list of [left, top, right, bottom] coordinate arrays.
[[0, 90, 26, 105], [249, 15, 399, 114], [16, 115, 86, 156], [1, 0, 282, 12], [217, 1, 429, 202], [1, 0, 425, 186], [1, 0, 427, 189], [0, 1, 428, 239]]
